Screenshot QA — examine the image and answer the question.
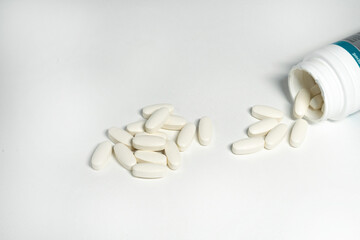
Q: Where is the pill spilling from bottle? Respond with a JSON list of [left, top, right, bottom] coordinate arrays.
[[91, 104, 214, 179], [231, 82, 324, 154]]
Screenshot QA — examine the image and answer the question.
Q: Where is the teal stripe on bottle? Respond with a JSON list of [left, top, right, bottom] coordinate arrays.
[[334, 41, 360, 68]]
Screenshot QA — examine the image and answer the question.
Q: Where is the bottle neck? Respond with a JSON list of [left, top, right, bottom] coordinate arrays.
[[289, 58, 345, 121]]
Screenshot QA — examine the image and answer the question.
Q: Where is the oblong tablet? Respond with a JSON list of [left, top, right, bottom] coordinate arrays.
[[142, 104, 174, 119], [126, 120, 145, 135], [264, 123, 288, 150], [113, 143, 137, 170], [91, 141, 113, 170], [309, 94, 323, 110], [232, 137, 264, 155], [132, 163, 168, 179], [310, 84, 321, 96], [290, 119, 308, 148], [145, 107, 170, 133], [135, 132, 167, 140], [134, 151, 167, 166], [251, 105, 283, 121], [305, 108, 323, 120], [164, 140, 181, 170], [163, 115, 187, 130], [293, 88, 310, 119], [132, 135, 167, 151], [248, 118, 278, 137], [176, 122, 196, 151], [198, 116, 213, 146], [107, 127, 133, 147]]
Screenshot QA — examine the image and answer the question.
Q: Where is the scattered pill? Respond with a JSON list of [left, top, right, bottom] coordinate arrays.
[[251, 105, 284, 121], [310, 84, 321, 96], [309, 94, 323, 110], [290, 119, 308, 148], [134, 151, 167, 166], [293, 88, 311, 119], [164, 140, 181, 170], [142, 104, 174, 119], [91, 141, 113, 170], [132, 163, 168, 179], [232, 137, 264, 155], [248, 118, 278, 137], [107, 127, 133, 147], [264, 123, 288, 150], [176, 122, 196, 151], [135, 132, 167, 140], [113, 143, 137, 170], [91, 103, 213, 179], [145, 107, 170, 133], [132, 135, 167, 151], [162, 115, 187, 130], [198, 116, 213, 146], [126, 120, 145, 135]]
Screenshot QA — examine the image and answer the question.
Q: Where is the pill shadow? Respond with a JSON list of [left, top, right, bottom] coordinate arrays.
[[227, 143, 232, 152]]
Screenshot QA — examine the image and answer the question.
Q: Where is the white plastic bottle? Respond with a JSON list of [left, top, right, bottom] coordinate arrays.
[[288, 32, 360, 122]]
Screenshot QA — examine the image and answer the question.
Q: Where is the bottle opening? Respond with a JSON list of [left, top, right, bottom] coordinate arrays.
[[288, 68, 325, 122]]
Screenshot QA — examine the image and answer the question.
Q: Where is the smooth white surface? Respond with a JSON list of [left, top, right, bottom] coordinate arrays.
[[164, 140, 182, 170], [232, 137, 265, 155], [265, 123, 288, 150], [134, 150, 167, 166], [176, 122, 196, 151], [290, 119, 309, 148], [198, 116, 213, 146], [145, 107, 170, 133], [248, 118, 278, 137], [107, 127, 133, 146], [113, 143, 137, 170], [251, 105, 284, 121], [1, 0, 360, 239], [132, 135, 167, 151], [293, 88, 311, 119]]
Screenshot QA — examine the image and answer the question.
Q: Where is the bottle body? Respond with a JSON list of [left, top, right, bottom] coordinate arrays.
[[288, 33, 360, 122]]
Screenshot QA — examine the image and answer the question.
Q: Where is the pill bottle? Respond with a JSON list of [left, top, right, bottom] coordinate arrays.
[[288, 32, 360, 122]]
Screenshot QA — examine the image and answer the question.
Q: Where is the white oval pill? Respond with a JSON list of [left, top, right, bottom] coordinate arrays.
[[126, 120, 145, 135], [91, 141, 113, 170], [134, 151, 167, 166], [107, 127, 133, 147], [162, 115, 187, 130], [232, 137, 264, 155], [132, 135, 167, 151], [113, 143, 137, 170], [305, 108, 323, 120], [309, 94, 323, 110], [310, 84, 321, 96], [176, 122, 196, 152], [264, 123, 288, 150], [164, 140, 181, 170], [132, 163, 168, 179], [198, 116, 213, 146], [248, 118, 278, 137], [142, 104, 174, 119], [145, 107, 170, 133], [135, 132, 167, 140], [290, 119, 308, 148], [293, 88, 311, 119], [251, 105, 283, 121]]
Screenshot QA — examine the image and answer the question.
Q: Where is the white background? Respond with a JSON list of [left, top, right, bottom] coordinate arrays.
[[1, 0, 360, 239]]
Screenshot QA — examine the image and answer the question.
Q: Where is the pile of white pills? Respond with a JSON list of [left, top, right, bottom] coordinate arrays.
[[91, 104, 213, 179], [232, 83, 324, 154]]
